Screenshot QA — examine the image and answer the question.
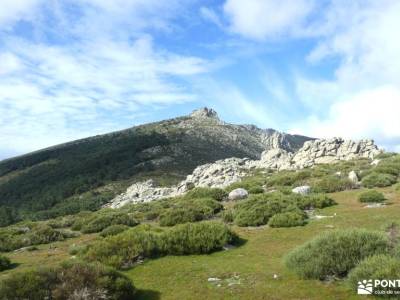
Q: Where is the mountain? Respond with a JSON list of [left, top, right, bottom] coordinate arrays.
[[0, 107, 313, 225]]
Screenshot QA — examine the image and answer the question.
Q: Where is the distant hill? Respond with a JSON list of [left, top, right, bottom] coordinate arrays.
[[0, 107, 313, 225]]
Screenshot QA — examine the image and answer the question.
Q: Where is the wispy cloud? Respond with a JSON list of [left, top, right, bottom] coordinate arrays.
[[0, 0, 213, 158]]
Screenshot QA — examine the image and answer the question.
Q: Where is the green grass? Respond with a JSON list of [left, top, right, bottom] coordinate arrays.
[[1, 185, 399, 299]]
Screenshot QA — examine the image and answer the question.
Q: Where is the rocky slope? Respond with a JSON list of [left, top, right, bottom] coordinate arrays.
[[0, 107, 312, 221], [108, 137, 382, 208]]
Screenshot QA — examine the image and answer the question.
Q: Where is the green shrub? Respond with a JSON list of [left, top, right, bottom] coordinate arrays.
[[296, 194, 336, 210], [159, 208, 204, 226], [163, 221, 237, 255], [221, 210, 234, 223], [81, 212, 139, 233], [248, 186, 264, 194], [100, 224, 130, 237], [395, 183, 400, 191], [226, 177, 265, 192], [0, 255, 11, 272], [233, 194, 286, 227], [159, 198, 222, 226], [83, 222, 237, 269], [185, 187, 228, 201], [0, 223, 75, 252], [358, 190, 386, 203], [348, 255, 400, 295], [362, 173, 397, 188], [312, 176, 353, 193], [268, 212, 307, 228], [0, 261, 135, 300], [232, 192, 335, 227], [266, 170, 312, 187], [285, 229, 389, 279]]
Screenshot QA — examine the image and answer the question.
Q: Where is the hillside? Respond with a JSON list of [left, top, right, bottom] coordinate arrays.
[[0, 107, 312, 224]]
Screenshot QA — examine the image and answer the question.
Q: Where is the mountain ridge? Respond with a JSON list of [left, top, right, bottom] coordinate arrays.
[[0, 107, 313, 224]]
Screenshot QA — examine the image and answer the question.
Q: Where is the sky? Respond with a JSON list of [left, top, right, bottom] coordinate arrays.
[[1, 0, 400, 160]]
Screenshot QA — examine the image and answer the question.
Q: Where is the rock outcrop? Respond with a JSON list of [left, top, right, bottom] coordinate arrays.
[[107, 136, 382, 208]]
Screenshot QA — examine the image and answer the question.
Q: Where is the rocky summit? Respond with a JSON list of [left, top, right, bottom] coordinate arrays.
[[108, 135, 382, 208]]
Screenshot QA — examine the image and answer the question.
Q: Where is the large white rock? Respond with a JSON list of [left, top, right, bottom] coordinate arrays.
[[228, 188, 249, 200], [348, 171, 359, 184], [292, 186, 311, 195]]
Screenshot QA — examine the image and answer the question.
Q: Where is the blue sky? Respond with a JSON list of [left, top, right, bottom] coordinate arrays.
[[1, 0, 400, 159]]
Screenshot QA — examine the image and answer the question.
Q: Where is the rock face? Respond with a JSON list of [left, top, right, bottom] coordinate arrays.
[[255, 138, 382, 170], [107, 136, 382, 208], [290, 138, 381, 168], [228, 188, 249, 200]]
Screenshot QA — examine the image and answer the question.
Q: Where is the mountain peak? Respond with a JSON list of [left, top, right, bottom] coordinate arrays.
[[190, 107, 219, 119]]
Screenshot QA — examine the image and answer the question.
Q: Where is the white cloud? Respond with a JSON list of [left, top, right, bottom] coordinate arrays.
[[0, 1, 213, 158], [0, 0, 42, 28], [294, 86, 400, 144], [223, 0, 315, 40], [200, 7, 224, 28], [291, 0, 400, 151]]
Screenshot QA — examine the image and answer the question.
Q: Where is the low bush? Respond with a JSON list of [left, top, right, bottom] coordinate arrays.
[[0, 223, 76, 252], [362, 172, 397, 188], [226, 177, 265, 193], [312, 176, 353, 193], [0, 255, 11, 271], [285, 229, 389, 279], [100, 224, 130, 237], [83, 221, 237, 269], [348, 255, 400, 295], [221, 210, 234, 223], [232, 194, 287, 227], [184, 187, 228, 201], [268, 211, 307, 228], [159, 208, 204, 226], [0, 260, 136, 300], [164, 221, 237, 255], [266, 170, 312, 187], [81, 212, 139, 233], [295, 193, 336, 210], [231, 192, 335, 227], [248, 186, 264, 194], [395, 183, 400, 191], [358, 190, 385, 203], [159, 198, 222, 226]]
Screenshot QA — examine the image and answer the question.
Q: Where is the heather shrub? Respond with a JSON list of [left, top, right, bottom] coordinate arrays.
[[184, 187, 228, 201], [0, 255, 11, 272], [362, 173, 397, 188], [348, 255, 400, 296], [83, 222, 236, 269], [285, 229, 389, 279], [0, 261, 135, 300], [312, 176, 353, 193], [100, 224, 130, 237], [268, 211, 307, 228], [81, 212, 139, 233], [358, 190, 385, 203]]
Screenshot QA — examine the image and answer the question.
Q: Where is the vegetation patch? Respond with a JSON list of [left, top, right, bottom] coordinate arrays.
[[361, 172, 397, 188], [231, 192, 335, 227], [348, 255, 400, 296], [311, 176, 353, 193], [0, 260, 136, 300], [99, 224, 130, 237], [0, 255, 11, 272], [358, 190, 386, 203], [184, 187, 227, 201], [83, 221, 237, 269], [268, 211, 307, 228], [285, 229, 389, 279], [0, 223, 77, 252]]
